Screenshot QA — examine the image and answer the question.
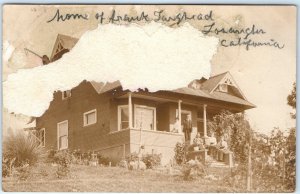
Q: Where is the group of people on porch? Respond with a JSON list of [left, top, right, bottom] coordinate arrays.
[[182, 114, 230, 162]]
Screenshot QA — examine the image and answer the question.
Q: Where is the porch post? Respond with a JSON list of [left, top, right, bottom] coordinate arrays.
[[178, 100, 182, 133], [128, 92, 133, 129], [203, 104, 207, 137]]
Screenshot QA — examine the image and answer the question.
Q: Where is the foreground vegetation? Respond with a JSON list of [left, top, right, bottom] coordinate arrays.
[[3, 163, 236, 192]]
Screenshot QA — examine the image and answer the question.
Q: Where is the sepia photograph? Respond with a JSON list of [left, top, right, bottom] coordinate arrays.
[[2, 4, 296, 192]]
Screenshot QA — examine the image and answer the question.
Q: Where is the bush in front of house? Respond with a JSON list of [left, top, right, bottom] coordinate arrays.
[[142, 153, 161, 169], [97, 153, 110, 166], [126, 152, 161, 169], [174, 142, 186, 165], [181, 159, 207, 181], [2, 131, 46, 178], [53, 150, 72, 178]]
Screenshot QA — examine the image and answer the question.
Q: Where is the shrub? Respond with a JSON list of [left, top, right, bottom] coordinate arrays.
[[126, 152, 161, 169], [174, 142, 186, 165], [3, 131, 45, 177], [47, 149, 57, 163], [142, 154, 161, 169], [53, 150, 72, 178], [2, 156, 16, 177], [15, 163, 30, 181], [97, 153, 110, 166], [126, 152, 139, 162], [181, 160, 207, 181]]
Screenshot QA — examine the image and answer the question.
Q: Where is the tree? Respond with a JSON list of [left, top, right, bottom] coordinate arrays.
[[207, 110, 252, 164], [287, 82, 296, 119]]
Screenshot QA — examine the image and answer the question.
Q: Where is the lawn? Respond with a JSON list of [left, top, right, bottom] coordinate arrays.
[[2, 163, 238, 192]]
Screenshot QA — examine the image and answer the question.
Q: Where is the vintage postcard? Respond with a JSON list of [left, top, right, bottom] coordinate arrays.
[[2, 4, 296, 192]]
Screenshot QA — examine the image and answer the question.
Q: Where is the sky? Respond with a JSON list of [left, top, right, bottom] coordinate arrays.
[[2, 5, 297, 135]]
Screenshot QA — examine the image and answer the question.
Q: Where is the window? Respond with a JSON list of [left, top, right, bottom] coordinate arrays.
[[118, 105, 129, 131], [134, 105, 156, 130], [83, 109, 97, 126], [219, 84, 228, 93], [62, 90, 71, 99], [57, 120, 68, 150]]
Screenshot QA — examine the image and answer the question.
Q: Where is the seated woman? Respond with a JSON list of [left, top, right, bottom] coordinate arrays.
[[217, 136, 228, 161], [208, 132, 217, 156], [209, 132, 217, 146], [193, 132, 205, 150]]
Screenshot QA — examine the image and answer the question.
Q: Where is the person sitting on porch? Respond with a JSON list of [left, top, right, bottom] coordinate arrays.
[[209, 132, 217, 146], [172, 117, 180, 133], [183, 114, 192, 144], [208, 132, 217, 156], [193, 132, 205, 150], [217, 136, 228, 161]]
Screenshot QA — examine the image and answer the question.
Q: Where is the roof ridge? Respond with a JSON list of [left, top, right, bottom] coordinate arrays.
[[209, 71, 229, 79]]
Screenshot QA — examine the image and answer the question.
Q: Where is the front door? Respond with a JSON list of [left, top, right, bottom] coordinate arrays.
[[57, 120, 68, 150]]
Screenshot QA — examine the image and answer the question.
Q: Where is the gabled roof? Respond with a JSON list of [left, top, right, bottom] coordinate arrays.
[[172, 87, 255, 108], [191, 71, 248, 101], [201, 72, 228, 92], [90, 81, 122, 94], [50, 34, 79, 60]]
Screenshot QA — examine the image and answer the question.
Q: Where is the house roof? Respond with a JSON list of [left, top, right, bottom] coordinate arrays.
[[90, 80, 122, 94], [201, 72, 228, 92], [51, 34, 255, 109], [171, 87, 255, 108], [50, 34, 79, 60]]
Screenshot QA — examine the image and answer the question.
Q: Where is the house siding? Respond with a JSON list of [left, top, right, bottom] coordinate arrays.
[[36, 81, 112, 151]]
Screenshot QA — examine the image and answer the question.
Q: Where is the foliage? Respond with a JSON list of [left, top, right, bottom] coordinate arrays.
[[226, 127, 296, 192], [141, 154, 161, 169], [47, 148, 57, 163], [181, 160, 207, 181], [207, 110, 252, 164], [97, 153, 110, 166], [15, 163, 31, 181], [126, 152, 139, 162], [287, 82, 296, 118], [125, 152, 161, 169], [53, 150, 72, 178], [174, 142, 186, 165], [285, 127, 296, 189], [70, 149, 110, 166], [2, 156, 16, 177], [2, 131, 46, 178]]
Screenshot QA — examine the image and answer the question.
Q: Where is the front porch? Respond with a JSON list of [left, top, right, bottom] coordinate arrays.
[[114, 92, 213, 139], [106, 91, 234, 166]]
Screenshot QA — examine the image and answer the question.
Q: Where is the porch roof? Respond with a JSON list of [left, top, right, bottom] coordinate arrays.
[[115, 88, 255, 112]]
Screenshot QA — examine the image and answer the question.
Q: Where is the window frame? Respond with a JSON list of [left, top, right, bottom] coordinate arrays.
[[57, 120, 68, 150], [83, 109, 97, 127], [118, 105, 129, 131], [134, 104, 157, 131]]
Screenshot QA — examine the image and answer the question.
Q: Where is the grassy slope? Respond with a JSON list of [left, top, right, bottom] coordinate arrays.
[[2, 163, 237, 192]]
